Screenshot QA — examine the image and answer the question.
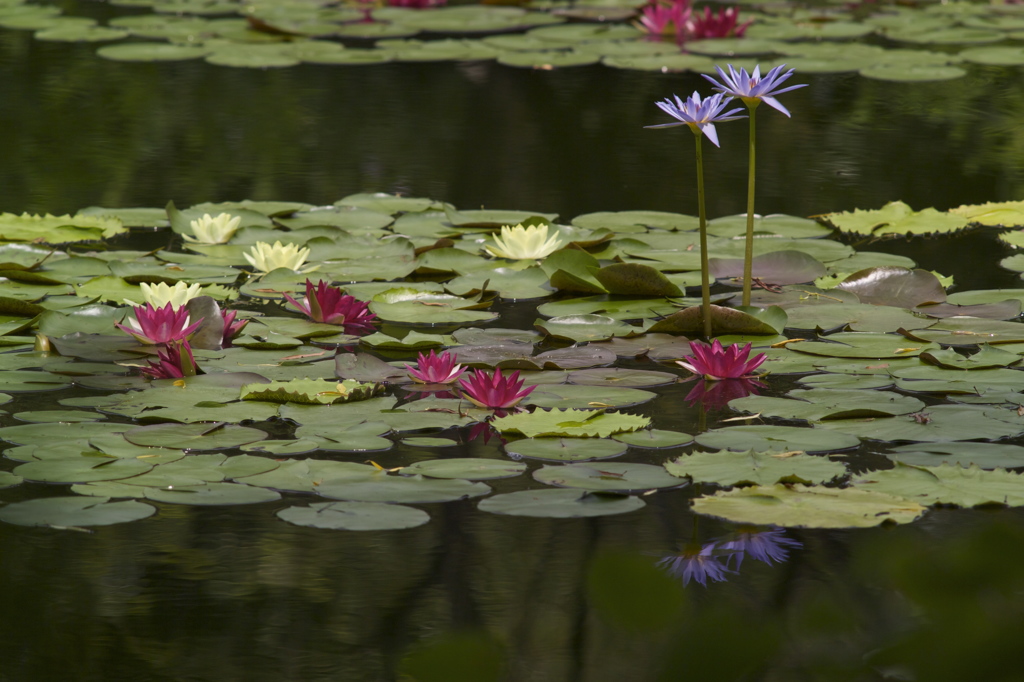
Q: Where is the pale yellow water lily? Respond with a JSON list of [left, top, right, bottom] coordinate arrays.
[[128, 282, 203, 310], [244, 241, 314, 274], [183, 212, 241, 244], [484, 224, 565, 260]]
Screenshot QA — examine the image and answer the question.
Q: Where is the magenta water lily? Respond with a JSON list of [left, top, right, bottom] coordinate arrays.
[[405, 350, 466, 385], [284, 279, 377, 329], [221, 309, 249, 348], [141, 340, 199, 380], [116, 303, 203, 345], [458, 368, 535, 410], [677, 340, 766, 380]]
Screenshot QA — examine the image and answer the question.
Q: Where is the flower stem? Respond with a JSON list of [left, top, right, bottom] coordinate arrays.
[[742, 104, 758, 307], [694, 131, 712, 339]]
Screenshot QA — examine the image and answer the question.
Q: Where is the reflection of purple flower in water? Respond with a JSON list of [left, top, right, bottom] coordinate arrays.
[[720, 527, 802, 569], [684, 377, 765, 412], [658, 542, 735, 586]]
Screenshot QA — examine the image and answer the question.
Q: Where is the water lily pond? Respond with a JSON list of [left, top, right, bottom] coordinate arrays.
[[4, 1, 1024, 679]]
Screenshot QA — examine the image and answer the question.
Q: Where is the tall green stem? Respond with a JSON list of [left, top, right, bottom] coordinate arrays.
[[693, 131, 712, 339], [742, 104, 758, 307]]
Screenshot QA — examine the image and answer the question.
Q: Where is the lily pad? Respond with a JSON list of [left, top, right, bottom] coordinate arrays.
[[854, 462, 1024, 507], [317, 474, 490, 504], [478, 488, 645, 518], [490, 408, 650, 438], [144, 482, 282, 506], [504, 437, 627, 462], [533, 461, 683, 493], [277, 501, 430, 531], [692, 484, 926, 528], [0, 496, 156, 527], [665, 449, 847, 487], [123, 423, 267, 449], [400, 458, 526, 480], [695, 425, 860, 454]]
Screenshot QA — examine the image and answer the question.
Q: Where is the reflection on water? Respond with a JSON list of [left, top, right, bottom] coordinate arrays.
[[2, 16, 1024, 682]]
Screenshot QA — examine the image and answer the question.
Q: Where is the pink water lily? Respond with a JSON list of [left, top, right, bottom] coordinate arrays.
[[221, 309, 249, 348], [283, 279, 377, 329], [141, 340, 200, 380], [458, 368, 536, 410], [683, 6, 751, 41], [405, 350, 465, 385], [115, 303, 203, 345], [677, 340, 766, 380]]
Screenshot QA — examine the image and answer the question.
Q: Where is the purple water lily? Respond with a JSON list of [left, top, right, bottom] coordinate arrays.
[[677, 340, 766, 380], [703, 64, 807, 117], [720, 527, 802, 569], [458, 368, 536, 410], [658, 542, 735, 586], [116, 303, 203, 345], [646, 91, 746, 147]]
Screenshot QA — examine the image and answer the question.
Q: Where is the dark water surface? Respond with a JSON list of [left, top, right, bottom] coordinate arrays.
[[2, 18, 1024, 682]]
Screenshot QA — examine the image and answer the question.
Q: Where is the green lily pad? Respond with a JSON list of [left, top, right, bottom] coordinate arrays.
[[0, 471, 22, 488], [277, 501, 430, 531], [123, 423, 268, 449], [0, 496, 156, 528], [490, 408, 650, 438], [478, 488, 645, 518], [692, 484, 926, 528], [816, 404, 1024, 442], [887, 442, 1024, 469], [729, 389, 926, 422], [822, 201, 969, 236], [854, 462, 1024, 507], [14, 457, 154, 483], [504, 437, 627, 462], [400, 458, 526, 480], [144, 482, 282, 506], [317, 474, 491, 504], [533, 461, 683, 493], [611, 429, 692, 449], [666, 449, 847, 487], [695, 425, 860, 454]]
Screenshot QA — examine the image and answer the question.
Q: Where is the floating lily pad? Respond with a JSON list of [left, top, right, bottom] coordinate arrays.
[[504, 437, 627, 462], [854, 462, 1024, 507], [887, 442, 1024, 469], [666, 449, 847, 487], [490, 408, 650, 438], [400, 458, 526, 479], [478, 488, 645, 518], [692, 484, 926, 528], [277, 501, 430, 531], [0, 471, 23, 488], [317, 474, 490, 504], [0, 496, 156, 527], [144, 482, 282, 506], [816, 404, 1024, 442], [533, 461, 683, 492], [14, 457, 153, 483], [123, 422, 267, 449], [695, 425, 860, 454], [611, 429, 692, 449]]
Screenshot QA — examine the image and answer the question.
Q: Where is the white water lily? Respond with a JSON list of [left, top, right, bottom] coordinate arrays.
[[130, 282, 203, 310], [484, 224, 565, 260], [244, 241, 313, 274], [183, 212, 241, 244]]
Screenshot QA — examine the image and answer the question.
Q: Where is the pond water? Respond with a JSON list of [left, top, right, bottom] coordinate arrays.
[[3, 11, 1024, 682]]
